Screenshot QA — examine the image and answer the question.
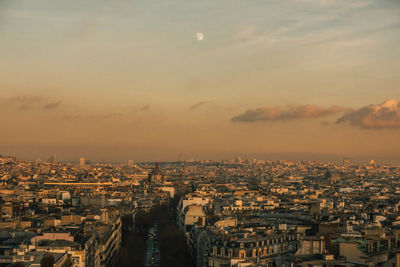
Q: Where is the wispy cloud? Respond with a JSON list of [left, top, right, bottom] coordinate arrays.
[[43, 101, 61, 109], [6, 96, 62, 111], [229, 0, 396, 51], [6, 96, 43, 110], [189, 101, 212, 111], [300, 0, 372, 9], [232, 104, 347, 122], [336, 99, 400, 129]]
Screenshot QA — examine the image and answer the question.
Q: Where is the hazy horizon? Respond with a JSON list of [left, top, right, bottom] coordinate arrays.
[[1, 147, 398, 165]]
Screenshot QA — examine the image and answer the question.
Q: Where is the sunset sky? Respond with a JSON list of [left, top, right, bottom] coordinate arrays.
[[0, 0, 399, 163]]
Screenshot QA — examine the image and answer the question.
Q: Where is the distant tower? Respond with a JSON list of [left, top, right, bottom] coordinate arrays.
[[79, 158, 85, 168], [48, 154, 57, 164], [148, 162, 163, 184], [128, 160, 134, 167]]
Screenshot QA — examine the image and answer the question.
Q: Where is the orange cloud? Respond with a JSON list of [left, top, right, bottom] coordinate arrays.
[[43, 101, 61, 109], [189, 101, 212, 111], [336, 99, 400, 129], [232, 104, 346, 122]]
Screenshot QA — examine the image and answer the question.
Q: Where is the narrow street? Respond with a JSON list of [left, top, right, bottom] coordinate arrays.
[[145, 223, 160, 267]]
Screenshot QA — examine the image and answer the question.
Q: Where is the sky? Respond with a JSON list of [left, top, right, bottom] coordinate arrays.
[[0, 0, 399, 163]]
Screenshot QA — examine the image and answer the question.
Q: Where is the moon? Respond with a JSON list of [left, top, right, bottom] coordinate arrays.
[[196, 32, 204, 41]]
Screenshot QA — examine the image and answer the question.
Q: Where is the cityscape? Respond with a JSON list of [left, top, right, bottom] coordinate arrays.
[[1, 155, 400, 266], [1, 0, 400, 266]]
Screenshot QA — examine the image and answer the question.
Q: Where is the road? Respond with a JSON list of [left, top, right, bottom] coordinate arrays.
[[145, 223, 160, 267]]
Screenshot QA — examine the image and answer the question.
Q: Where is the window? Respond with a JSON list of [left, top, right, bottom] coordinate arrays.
[[239, 250, 246, 258]]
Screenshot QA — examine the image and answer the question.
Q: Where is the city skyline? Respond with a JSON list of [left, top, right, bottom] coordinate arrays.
[[0, 152, 397, 166], [1, 0, 400, 162]]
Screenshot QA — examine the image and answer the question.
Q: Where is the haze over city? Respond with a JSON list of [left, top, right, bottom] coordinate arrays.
[[2, 1, 400, 267], [0, 0, 399, 163]]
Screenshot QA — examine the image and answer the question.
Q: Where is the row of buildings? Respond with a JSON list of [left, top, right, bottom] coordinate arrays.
[[175, 158, 400, 266], [0, 155, 175, 267]]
